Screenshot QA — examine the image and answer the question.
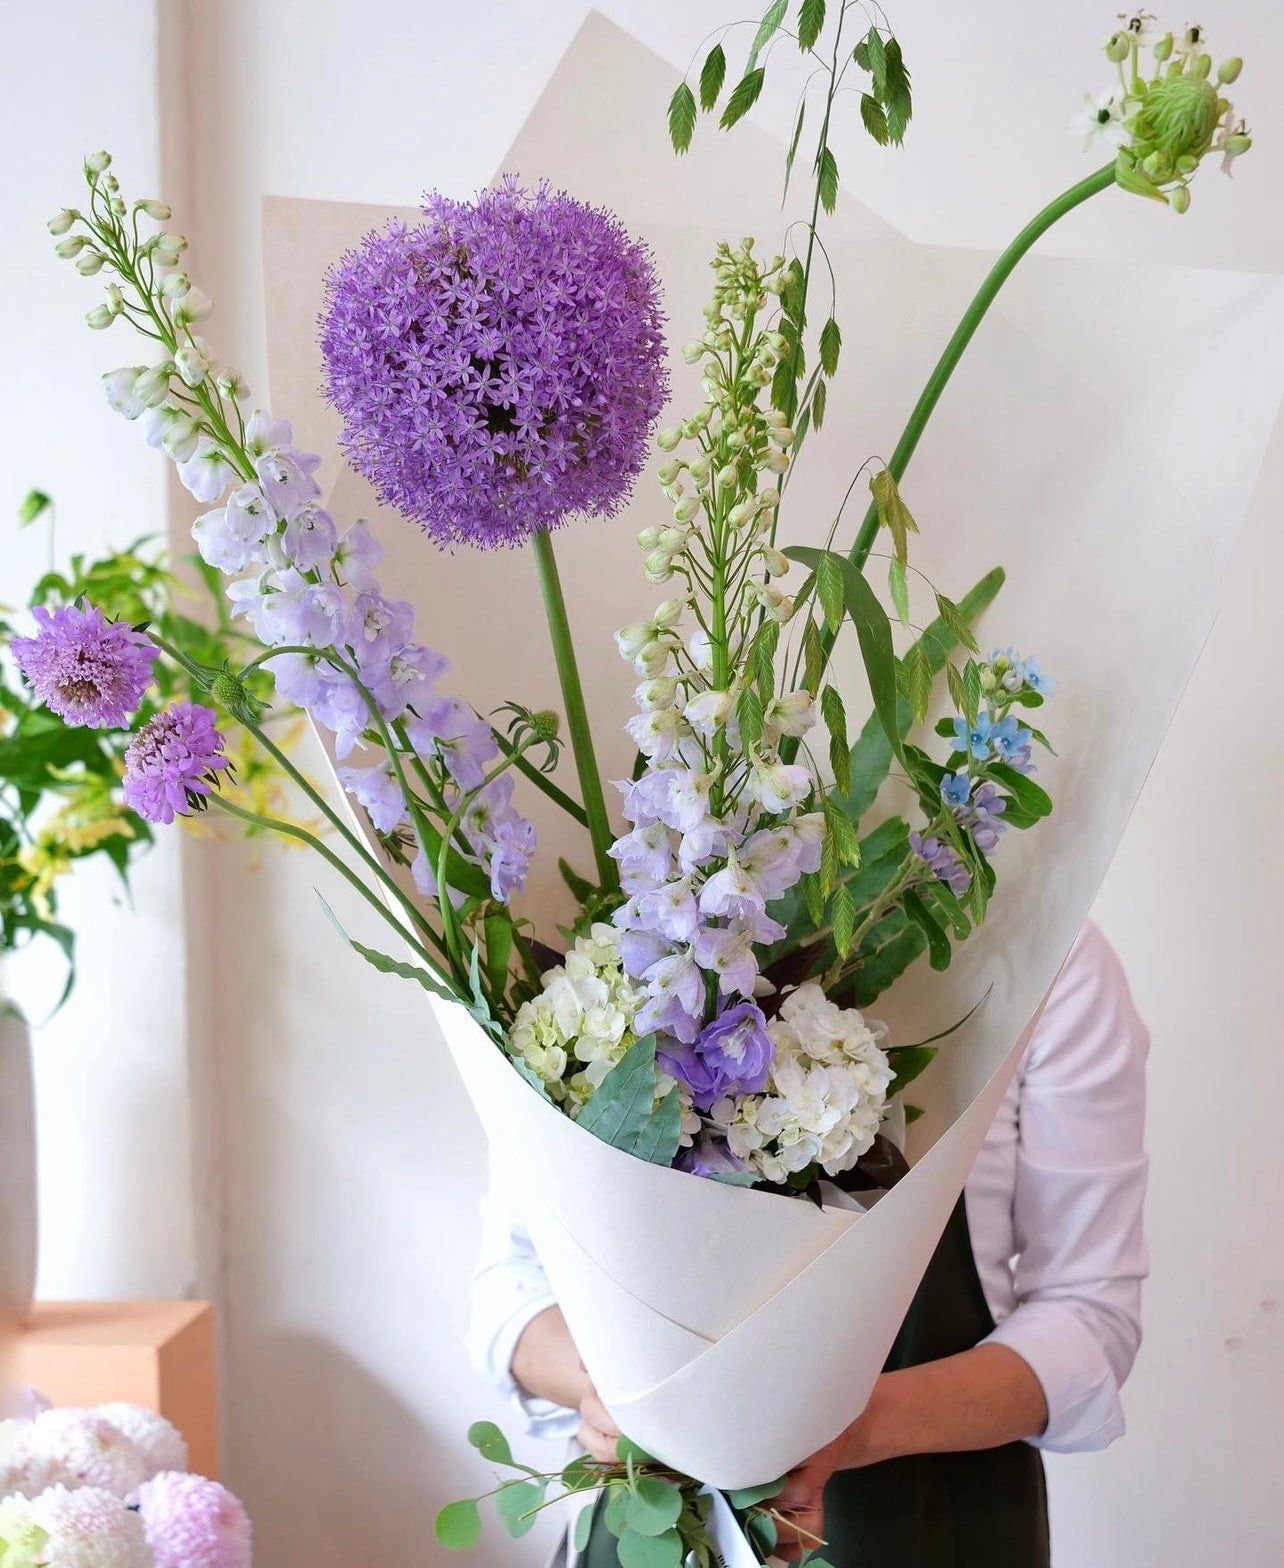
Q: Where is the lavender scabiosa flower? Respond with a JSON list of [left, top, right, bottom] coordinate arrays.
[[319, 178, 668, 548], [122, 702, 230, 825], [11, 603, 157, 728]]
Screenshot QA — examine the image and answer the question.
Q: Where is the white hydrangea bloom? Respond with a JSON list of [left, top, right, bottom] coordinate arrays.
[[27, 1409, 149, 1499], [94, 1405, 187, 1481], [710, 982, 892, 1185], [0, 1418, 54, 1499]]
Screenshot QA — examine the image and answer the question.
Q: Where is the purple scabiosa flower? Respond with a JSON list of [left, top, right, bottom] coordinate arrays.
[[660, 1001, 774, 1112], [122, 702, 230, 825], [11, 602, 157, 729], [134, 1471, 252, 1568], [909, 830, 972, 897], [319, 178, 668, 549]]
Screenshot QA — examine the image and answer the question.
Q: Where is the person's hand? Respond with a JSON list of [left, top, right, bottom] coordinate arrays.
[[773, 1433, 844, 1562], [577, 1381, 623, 1463]]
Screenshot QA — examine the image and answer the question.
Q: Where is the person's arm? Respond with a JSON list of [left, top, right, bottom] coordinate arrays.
[[511, 1304, 622, 1463], [774, 1346, 1047, 1559]]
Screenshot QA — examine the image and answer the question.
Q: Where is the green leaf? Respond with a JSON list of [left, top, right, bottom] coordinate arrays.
[[802, 615, 824, 696], [558, 857, 595, 903], [815, 552, 844, 635], [859, 92, 890, 145], [821, 685, 850, 795], [887, 1042, 938, 1091], [747, 0, 789, 68], [843, 915, 926, 1007], [869, 468, 918, 565], [317, 897, 471, 1014], [721, 67, 766, 129], [990, 762, 1053, 826], [833, 567, 1005, 824], [798, 0, 826, 52], [861, 27, 888, 94], [902, 887, 951, 970], [727, 1478, 786, 1509], [933, 592, 980, 654], [904, 1103, 925, 1125], [578, 1036, 682, 1166], [615, 1436, 656, 1465], [737, 686, 765, 749], [667, 82, 697, 153], [698, 43, 727, 110], [573, 1503, 596, 1553], [466, 1419, 513, 1466], [883, 38, 913, 144], [817, 144, 839, 213], [483, 913, 514, 1000], [618, 1527, 684, 1568], [900, 643, 932, 724], [435, 1498, 482, 1550], [747, 1511, 779, 1554], [780, 258, 806, 325], [888, 557, 910, 628], [629, 1476, 684, 1536], [819, 315, 841, 376], [783, 95, 808, 200], [18, 489, 52, 527], [823, 796, 861, 869], [811, 376, 828, 431], [495, 1478, 545, 1538], [831, 881, 856, 956], [787, 546, 903, 769]]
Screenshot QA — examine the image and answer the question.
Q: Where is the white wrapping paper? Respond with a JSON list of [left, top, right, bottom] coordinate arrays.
[[262, 11, 1284, 1489]]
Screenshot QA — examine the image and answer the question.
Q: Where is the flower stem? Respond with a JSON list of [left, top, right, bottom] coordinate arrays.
[[531, 527, 618, 890], [781, 161, 1116, 762]]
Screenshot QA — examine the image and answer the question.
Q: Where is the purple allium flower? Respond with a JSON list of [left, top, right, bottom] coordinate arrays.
[[659, 1001, 774, 1112], [319, 178, 669, 549], [909, 830, 972, 897], [122, 702, 230, 825], [134, 1471, 252, 1568], [11, 602, 157, 728]]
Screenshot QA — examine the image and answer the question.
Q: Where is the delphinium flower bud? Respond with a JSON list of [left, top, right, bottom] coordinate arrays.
[[134, 363, 173, 407], [134, 197, 172, 221], [159, 271, 191, 299], [645, 549, 676, 582], [1218, 56, 1243, 83], [171, 287, 213, 326], [637, 525, 663, 550], [152, 233, 188, 267], [657, 459, 684, 486], [673, 493, 700, 524], [47, 209, 78, 236], [175, 341, 211, 387], [75, 249, 105, 276], [215, 366, 248, 400], [54, 234, 87, 259], [84, 149, 112, 175], [85, 301, 116, 330], [656, 427, 682, 452]]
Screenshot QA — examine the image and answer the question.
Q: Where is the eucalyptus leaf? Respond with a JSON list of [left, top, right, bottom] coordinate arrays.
[[629, 1476, 684, 1537], [434, 1498, 482, 1550], [619, 1526, 685, 1568], [466, 1420, 512, 1466], [726, 1478, 785, 1509], [495, 1479, 545, 1538]]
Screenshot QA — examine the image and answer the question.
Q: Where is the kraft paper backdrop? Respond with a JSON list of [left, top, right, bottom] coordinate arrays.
[[262, 11, 1284, 1488]]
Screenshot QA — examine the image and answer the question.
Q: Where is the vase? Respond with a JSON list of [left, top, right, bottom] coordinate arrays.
[[0, 1003, 38, 1324]]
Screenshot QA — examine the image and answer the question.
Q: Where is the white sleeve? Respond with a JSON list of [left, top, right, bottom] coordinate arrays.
[[982, 922, 1149, 1452], [464, 1155, 582, 1443]]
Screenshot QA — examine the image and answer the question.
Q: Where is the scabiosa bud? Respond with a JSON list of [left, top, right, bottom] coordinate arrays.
[[122, 702, 231, 825], [11, 603, 157, 728], [320, 179, 668, 549]]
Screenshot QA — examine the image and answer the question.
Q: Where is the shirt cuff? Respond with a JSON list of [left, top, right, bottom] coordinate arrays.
[[487, 1292, 583, 1444], [982, 1299, 1126, 1452]]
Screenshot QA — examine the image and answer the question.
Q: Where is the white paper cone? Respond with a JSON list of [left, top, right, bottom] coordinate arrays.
[[262, 11, 1284, 1490]]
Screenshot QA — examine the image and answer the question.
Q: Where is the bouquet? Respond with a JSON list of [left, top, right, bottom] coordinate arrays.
[[18, 6, 1255, 1563], [0, 1390, 251, 1568]]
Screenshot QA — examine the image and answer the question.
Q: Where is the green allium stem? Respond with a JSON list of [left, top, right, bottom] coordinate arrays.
[[531, 527, 618, 891]]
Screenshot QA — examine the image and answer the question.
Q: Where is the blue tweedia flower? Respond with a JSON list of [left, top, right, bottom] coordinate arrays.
[[990, 713, 1033, 763], [940, 772, 971, 809], [1020, 656, 1055, 695], [951, 711, 993, 760]]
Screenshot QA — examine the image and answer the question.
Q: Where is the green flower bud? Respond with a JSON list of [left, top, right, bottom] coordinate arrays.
[[657, 458, 683, 486], [658, 525, 691, 552], [688, 454, 712, 484], [85, 302, 118, 330], [135, 198, 172, 221], [1168, 185, 1191, 214], [75, 249, 105, 276], [531, 709, 560, 741], [1189, 53, 1212, 80], [55, 234, 87, 259], [1131, 73, 1221, 162], [47, 209, 78, 236], [1105, 31, 1131, 63], [644, 550, 675, 583], [656, 427, 682, 452], [1218, 56, 1243, 84], [636, 526, 662, 551], [134, 364, 173, 407], [1223, 132, 1252, 158], [1154, 32, 1174, 63], [673, 494, 700, 524], [214, 366, 248, 400], [159, 271, 191, 298], [210, 670, 250, 711], [84, 149, 112, 175], [681, 341, 704, 364]]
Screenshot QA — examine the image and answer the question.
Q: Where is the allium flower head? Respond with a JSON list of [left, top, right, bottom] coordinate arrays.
[[122, 702, 230, 825], [94, 1406, 187, 1481], [320, 177, 668, 548], [11, 603, 157, 728], [134, 1472, 251, 1568], [29, 1484, 154, 1568]]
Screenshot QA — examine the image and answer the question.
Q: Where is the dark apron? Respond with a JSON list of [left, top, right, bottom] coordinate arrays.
[[582, 1194, 1049, 1567]]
